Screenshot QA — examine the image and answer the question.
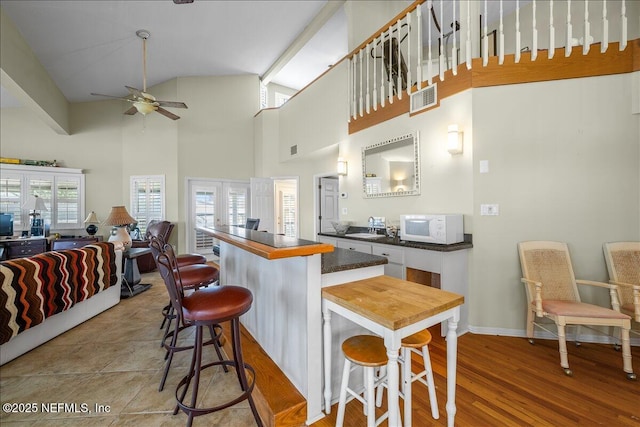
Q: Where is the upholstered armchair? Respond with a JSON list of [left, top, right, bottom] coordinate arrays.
[[131, 220, 175, 273], [603, 242, 640, 335], [518, 240, 635, 380]]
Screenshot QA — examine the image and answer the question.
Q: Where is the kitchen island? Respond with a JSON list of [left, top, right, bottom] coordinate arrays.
[[197, 226, 387, 424]]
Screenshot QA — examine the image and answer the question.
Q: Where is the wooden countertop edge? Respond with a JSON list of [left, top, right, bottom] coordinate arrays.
[[197, 227, 334, 260]]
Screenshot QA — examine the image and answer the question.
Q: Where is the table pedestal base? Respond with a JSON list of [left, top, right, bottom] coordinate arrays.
[[121, 283, 152, 299]]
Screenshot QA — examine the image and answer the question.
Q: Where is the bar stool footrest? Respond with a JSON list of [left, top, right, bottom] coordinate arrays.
[[175, 360, 257, 418]]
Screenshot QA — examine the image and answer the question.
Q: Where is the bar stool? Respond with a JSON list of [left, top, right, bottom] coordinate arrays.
[[150, 237, 223, 392], [156, 248, 263, 427], [375, 330, 439, 424], [400, 329, 439, 423], [336, 335, 394, 427]]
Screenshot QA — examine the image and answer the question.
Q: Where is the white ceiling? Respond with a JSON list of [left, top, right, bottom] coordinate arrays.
[[1, 0, 348, 104]]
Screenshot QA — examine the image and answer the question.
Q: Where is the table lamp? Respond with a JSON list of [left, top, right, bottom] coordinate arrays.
[[22, 195, 48, 236], [84, 211, 100, 236], [103, 206, 136, 250]]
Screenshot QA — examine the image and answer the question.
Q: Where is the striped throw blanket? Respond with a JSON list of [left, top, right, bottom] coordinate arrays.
[[0, 242, 117, 345]]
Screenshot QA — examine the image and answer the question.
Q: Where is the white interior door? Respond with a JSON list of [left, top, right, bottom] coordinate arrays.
[[250, 177, 275, 233], [320, 177, 339, 233]]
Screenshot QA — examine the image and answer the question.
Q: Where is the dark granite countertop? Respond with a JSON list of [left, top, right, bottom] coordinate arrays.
[[318, 232, 473, 252], [321, 247, 387, 274]]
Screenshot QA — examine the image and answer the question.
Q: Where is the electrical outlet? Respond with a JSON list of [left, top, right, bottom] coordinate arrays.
[[342, 208, 348, 215], [481, 204, 499, 216]]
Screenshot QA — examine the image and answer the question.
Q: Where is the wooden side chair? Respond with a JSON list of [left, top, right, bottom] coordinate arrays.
[[518, 241, 635, 380], [603, 241, 640, 336]]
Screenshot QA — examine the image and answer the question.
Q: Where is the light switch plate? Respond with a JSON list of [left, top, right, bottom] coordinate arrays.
[[341, 208, 348, 215], [479, 160, 489, 173], [481, 204, 499, 216]]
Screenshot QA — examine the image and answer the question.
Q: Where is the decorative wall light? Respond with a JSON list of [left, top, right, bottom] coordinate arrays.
[[337, 158, 348, 176], [84, 211, 100, 236], [447, 124, 464, 155], [103, 206, 136, 250]]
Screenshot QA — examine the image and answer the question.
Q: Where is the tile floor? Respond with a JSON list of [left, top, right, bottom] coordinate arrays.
[[0, 271, 259, 426]]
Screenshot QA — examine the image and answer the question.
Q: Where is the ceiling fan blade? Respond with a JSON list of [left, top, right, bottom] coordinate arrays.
[[91, 93, 134, 102], [156, 107, 181, 120], [156, 100, 188, 109], [125, 86, 144, 98], [124, 106, 138, 115]]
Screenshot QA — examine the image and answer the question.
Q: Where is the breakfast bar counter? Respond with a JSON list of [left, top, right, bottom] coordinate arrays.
[[197, 226, 387, 424]]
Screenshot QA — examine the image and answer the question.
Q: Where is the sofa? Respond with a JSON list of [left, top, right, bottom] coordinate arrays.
[[0, 242, 122, 365]]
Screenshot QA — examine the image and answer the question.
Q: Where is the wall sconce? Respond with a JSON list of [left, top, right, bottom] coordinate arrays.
[[337, 158, 348, 176], [447, 124, 464, 155]]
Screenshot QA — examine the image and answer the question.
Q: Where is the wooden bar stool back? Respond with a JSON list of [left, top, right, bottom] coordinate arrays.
[[336, 335, 395, 427], [156, 247, 263, 427]]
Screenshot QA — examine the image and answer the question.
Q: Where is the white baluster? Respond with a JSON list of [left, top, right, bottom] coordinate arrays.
[[620, 0, 627, 51], [366, 43, 370, 114], [601, 0, 608, 53], [407, 11, 412, 97], [499, 0, 505, 64], [347, 56, 351, 122], [417, 3, 424, 88], [466, 0, 472, 69], [388, 28, 394, 104], [549, 0, 555, 59], [515, 0, 521, 63], [381, 31, 386, 108], [483, 0, 488, 66], [373, 37, 378, 111], [532, 0, 538, 60], [583, 0, 590, 55], [439, 0, 445, 80], [352, 57, 357, 120], [359, 50, 363, 117], [566, 0, 573, 57], [452, 0, 458, 75], [428, 0, 433, 84], [397, 18, 402, 100]]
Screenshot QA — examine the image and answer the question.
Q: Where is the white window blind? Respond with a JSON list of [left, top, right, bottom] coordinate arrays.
[[282, 192, 296, 237], [227, 186, 248, 226], [55, 178, 80, 224], [194, 188, 216, 252], [130, 175, 165, 234], [0, 175, 22, 226]]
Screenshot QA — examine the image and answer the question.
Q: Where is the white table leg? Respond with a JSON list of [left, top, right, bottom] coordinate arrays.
[[446, 315, 459, 427], [402, 347, 412, 427], [385, 340, 401, 427], [322, 305, 332, 414]]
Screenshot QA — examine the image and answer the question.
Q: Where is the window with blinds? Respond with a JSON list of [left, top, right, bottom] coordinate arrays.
[[194, 188, 216, 252], [130, 175, 165, 234], [0, 164, 85, 231], [282, 192, 296, 237], [227, 186, 248, 226], [0, 175, 22, 227]]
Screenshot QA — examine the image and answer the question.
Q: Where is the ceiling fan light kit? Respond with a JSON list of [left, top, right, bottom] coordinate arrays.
[[90, 29, 187, 120]]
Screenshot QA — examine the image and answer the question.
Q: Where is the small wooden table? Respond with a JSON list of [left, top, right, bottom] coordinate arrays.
[[322, 275, 464, 427]]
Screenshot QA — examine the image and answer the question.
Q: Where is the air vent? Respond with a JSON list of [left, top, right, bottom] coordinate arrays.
[[290, 145, 298, 156], [410, 83, 438, 114]]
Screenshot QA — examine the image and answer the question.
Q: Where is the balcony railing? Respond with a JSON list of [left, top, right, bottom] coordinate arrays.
[[347, 0, 632, 124]]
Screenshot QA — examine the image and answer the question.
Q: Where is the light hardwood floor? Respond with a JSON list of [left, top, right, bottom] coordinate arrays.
[[1, 270, 638, 426]]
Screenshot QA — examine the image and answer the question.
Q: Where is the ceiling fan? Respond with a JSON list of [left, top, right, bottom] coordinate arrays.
[[91, 30, 188, 120]]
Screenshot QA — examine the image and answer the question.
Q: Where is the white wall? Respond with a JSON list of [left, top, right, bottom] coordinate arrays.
[[470, 72, 639, 332]]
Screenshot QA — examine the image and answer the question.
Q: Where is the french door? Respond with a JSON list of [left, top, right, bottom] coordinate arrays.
[[187, 179, 249, 255]]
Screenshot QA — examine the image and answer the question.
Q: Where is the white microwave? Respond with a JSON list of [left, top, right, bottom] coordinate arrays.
[[400, 214, 464, 244]]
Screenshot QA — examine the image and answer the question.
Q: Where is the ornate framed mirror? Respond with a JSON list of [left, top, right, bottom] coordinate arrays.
[[362, 132, 420, 198]]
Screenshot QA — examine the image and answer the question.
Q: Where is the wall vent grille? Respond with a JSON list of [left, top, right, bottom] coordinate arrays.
[[410, 84, 438, 114], [290, 145, 297, 156]]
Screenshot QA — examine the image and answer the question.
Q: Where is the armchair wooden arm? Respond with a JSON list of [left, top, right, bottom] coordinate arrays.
[[521, 278, 543, 317], [610, 280, 640, 321], [576, 279, 622, 312]]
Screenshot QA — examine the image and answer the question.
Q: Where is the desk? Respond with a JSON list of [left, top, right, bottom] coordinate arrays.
[[122, 247, 152, 298], [322, 275, 464, 427]]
